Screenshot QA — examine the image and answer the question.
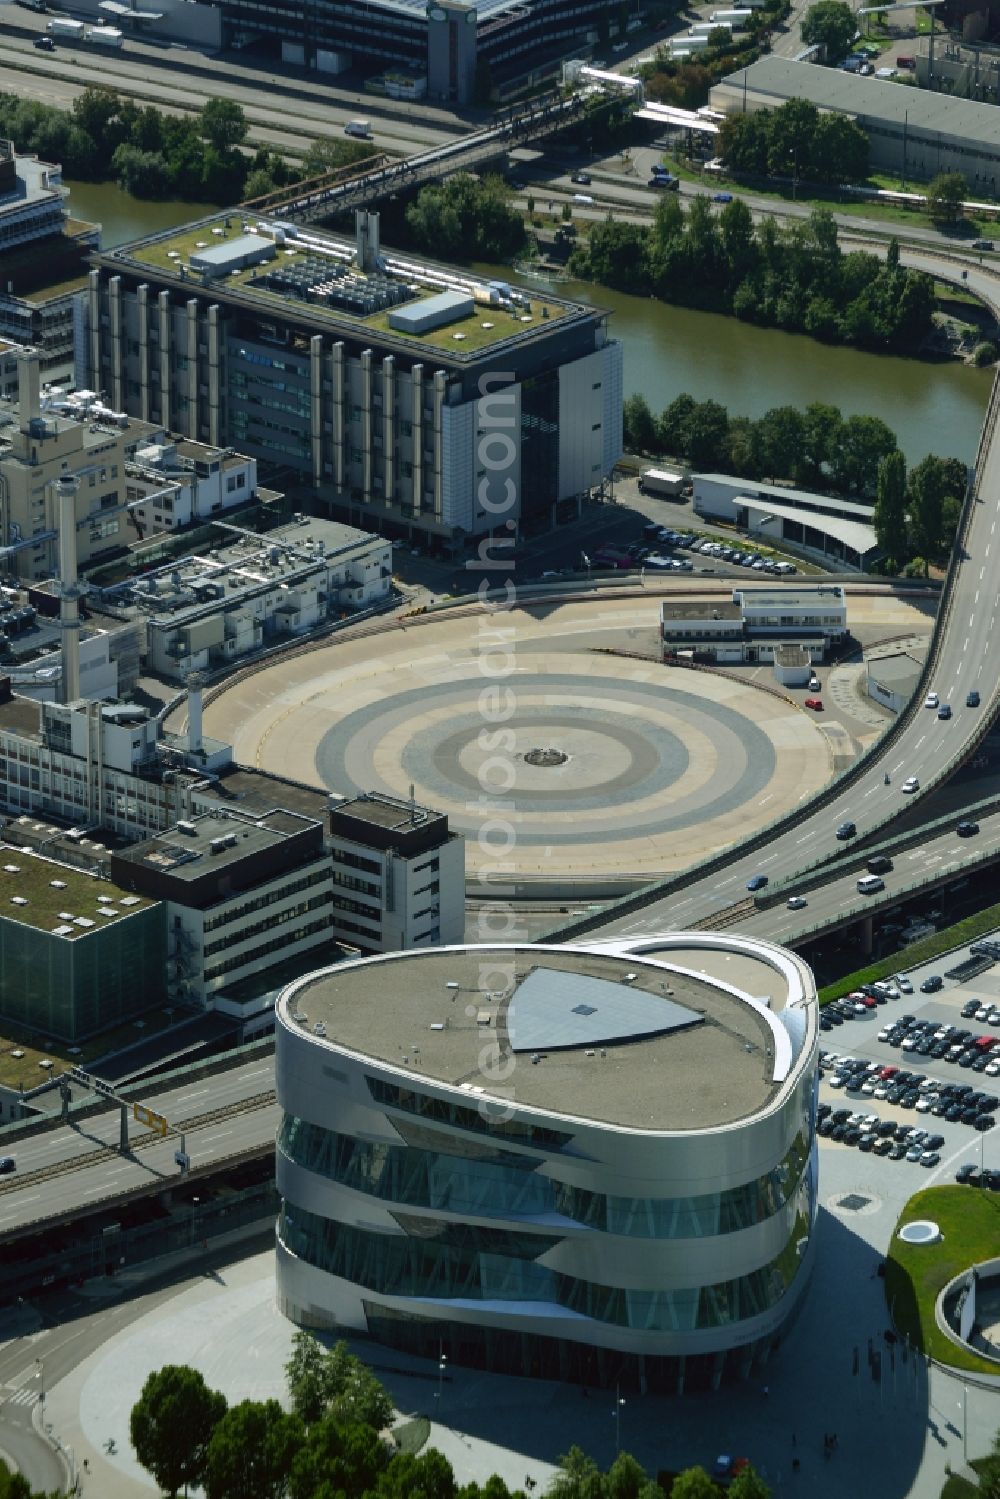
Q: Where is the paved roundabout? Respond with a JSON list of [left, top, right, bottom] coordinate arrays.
[[202, 595, 839, 884]]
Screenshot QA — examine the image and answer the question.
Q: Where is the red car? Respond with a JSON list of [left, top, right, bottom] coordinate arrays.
[[805, 696, 823, 711]]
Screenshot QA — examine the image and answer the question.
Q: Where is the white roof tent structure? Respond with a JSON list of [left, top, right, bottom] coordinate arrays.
[[635, 103, 720, 134]]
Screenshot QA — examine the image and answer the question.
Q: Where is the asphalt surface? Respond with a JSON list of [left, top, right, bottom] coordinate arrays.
[[584, 249, 1000, 940], [0, 1060, 276, 1237]]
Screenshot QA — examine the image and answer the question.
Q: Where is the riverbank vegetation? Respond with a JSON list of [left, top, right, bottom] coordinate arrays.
[[404, 173, 526, 260], [626, 391, 964, 561], [571, 200, 934, 353], [718, 98, 869, 187], [0, 88, 373, 205]]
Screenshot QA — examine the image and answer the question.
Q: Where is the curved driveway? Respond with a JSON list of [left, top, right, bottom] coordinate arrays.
[[587, 251, 1000, 938]]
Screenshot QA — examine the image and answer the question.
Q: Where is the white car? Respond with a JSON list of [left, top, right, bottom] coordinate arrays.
[[829, 1074, 846, 1088], [915, 1095, 936, 1113], [902, 776, 920, 794], [895, 975, 913, 993], [787, 895, 807, 910], [925, 692, 939, 709], [986, 1060, 1000, 1076], [905, 1144, 924, 1161]]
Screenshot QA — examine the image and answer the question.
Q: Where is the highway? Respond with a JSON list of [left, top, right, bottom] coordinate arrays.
[[0, 1060, 277, 1238], [562, 255, 1000, 942]]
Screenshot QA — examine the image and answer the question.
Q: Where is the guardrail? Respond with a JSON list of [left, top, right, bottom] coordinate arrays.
[[544, 380, 998, 943]]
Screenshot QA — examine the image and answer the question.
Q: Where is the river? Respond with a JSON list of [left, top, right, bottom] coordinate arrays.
[[65, 178, 991, 468]]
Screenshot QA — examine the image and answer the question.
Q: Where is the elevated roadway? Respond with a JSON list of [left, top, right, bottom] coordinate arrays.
[[0, 1059, 277, 1241]]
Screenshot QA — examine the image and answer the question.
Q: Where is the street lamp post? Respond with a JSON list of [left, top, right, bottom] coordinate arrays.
[[613, 1380, 625, 1455], [435, 1349, 448, 1417]]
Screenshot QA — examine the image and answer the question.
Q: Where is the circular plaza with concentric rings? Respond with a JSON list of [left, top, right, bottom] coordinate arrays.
[[202, 591, 844, 881]]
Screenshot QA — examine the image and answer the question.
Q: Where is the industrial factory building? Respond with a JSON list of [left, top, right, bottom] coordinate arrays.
[[83, 211, 623, 548]]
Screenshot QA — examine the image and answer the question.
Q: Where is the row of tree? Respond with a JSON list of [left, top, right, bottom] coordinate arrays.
[[624, 391, 965, 565], [0, 87, 372, 205], [718, 97, 869, 186], [625, 392, 902, 493], [873, 448, 967, 571], [574, 202, 934, 353], [125, 1336, 775, 1499], [640, 0, 790, 111]]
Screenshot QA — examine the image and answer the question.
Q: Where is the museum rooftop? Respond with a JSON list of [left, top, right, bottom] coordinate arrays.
[[104, 210, 587, 359], [281, 945, 784, 1131]]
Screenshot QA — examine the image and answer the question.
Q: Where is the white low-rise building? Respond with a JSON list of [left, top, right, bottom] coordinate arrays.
[[127, 439, 257, 533], [327, 792, 465, 952], [661, 585, 848, 663], [96, 515, 392, 681], [692, 473, 879, 572]]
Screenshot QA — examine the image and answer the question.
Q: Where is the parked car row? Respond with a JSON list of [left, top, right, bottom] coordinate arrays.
[[879, 1013, 1000, 1076], [816, 1104, 942, 1165], [640, 523, 797, 573], [821, 1049, 998, 1129], [956, 1163, 1000, 1189]]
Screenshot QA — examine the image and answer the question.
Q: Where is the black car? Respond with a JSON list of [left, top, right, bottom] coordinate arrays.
[[818, 1118, 835, 1136], [958, 820, 980, 838], [836, 821, 857, 840], [859, 1135, 875, 1152], [962, 1106, 981, 1124], [0, 1156, 14, 1174], [976, 1114, 997, 1131], [962, 1001, 981, 1018], [956, 1162, 978, 1184], [921, 976, 944, 993], [877, 1120, 897, 1137], [946, 1105, 964, 1122], [817, 1102, 832, 1119], [924, 1133, 945, 1150], [571, 171, 592, 185], [826, 1010, 843, 1026], [844, 1128, 862, 1146], [832, 1108, 851, 1123], [747, 874, 768, 892], [967, 690, 981, 707], [888, 1143, 907, 1160], [830, 1124, 847, 1141]]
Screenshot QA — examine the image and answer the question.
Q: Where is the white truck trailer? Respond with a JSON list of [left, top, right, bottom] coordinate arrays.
[[47, 17, 85, 38], [639, 468, 686, 499], [86, 25, 124, 46]]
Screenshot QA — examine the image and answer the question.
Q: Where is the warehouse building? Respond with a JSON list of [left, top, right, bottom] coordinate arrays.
[[693, 473, 879, 572], [711, 57, 1000, 187], [83, 211, 623, 548], [275, 932, 818, 1390]]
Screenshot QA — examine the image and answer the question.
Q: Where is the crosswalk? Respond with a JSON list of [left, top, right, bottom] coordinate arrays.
[[2, 1386, 40, 1407]]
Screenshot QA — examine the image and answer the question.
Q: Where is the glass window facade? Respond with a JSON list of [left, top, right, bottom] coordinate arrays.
[[365, 1076, 575, 1152], [277, 1194, 813, 1331], [279, 1115, 812, 1238]]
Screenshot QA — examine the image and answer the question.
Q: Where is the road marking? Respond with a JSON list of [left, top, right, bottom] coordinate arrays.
[[915, 735, 926, 749], [964, 638, 969, 652], [981, 567, 986, 581]]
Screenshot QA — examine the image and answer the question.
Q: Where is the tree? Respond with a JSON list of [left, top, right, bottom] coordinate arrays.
[[288, 1413, 391, 1499], [623, 394, 659, 453], [205, 1399, 303, 1499], [130, 1365, 227, 1499], [658, 394, 697, 457], [754, 405, 805, 481], [669, 1467, 721, 1499], [926, 171, 966, 225], [199, 97, 248, 153], [874, 448, 908, 564], [728, 1466, 772, 1499], [908, 454, 950, 559], [809, 110, 869, 183], [800, 0, 856, 59], [286, 1329, 331, 1425], [685, 399, 730, 469], [331, 1360, 395, 1432], [828, 413, 897, 495], [549, 1446, 606, 1499]]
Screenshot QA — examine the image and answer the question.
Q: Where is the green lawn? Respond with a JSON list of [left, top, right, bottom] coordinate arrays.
[[0, 1005, 181, 1092], [885, 1186, 1000, 1376], [818, 897, 1000, 1004]]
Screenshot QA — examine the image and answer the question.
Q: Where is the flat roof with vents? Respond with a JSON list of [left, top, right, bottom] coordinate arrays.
[[0, 845, 154, 935], [281, 945, 782, 1131]]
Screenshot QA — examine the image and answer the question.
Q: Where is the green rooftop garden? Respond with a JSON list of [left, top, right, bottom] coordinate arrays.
[[0, 852, 152, 936], [885, 1186, 1000, 1376], [122, 218, 567, 353]]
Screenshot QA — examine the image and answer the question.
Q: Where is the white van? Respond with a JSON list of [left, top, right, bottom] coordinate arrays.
[[857, 875, 885, 895]]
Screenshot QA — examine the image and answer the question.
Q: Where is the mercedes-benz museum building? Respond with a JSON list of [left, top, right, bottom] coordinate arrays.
[[275, 935, 818, 1391]]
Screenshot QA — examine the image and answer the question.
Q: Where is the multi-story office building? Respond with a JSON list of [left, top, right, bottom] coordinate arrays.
[[83, 212, 623, 547], [327, 792, 464, 951], [0, 349, 164, 582], [274, 933, 819, 1390], [0, 139, 99, 378], [0, 845, 163, 1042], [110, 808, 334, 1010]]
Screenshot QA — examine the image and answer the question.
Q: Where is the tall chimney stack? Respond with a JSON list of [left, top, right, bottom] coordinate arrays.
[[186, 671, 204, 756], [17, 348, 41, 426], [55, 474, 82, 703]]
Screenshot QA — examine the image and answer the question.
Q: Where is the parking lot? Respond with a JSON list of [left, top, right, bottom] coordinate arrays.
[[818, 939, 1000, 1193]]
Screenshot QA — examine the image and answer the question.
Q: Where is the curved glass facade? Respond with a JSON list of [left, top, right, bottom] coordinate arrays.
[[279, 1115, 812, 1238], [277, 1193, 813, 1331]]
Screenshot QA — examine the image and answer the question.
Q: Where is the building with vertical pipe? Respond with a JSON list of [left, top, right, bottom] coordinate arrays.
[[82, 211, 623, 548]]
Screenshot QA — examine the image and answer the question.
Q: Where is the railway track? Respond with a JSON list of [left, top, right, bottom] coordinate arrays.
[[0, 1088, 276, 1197]]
